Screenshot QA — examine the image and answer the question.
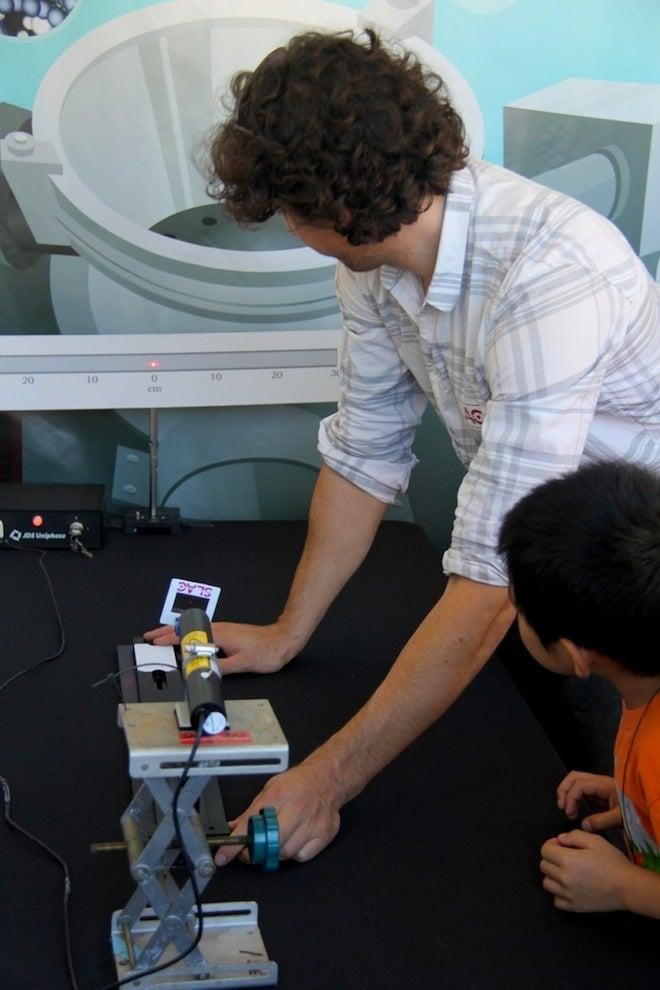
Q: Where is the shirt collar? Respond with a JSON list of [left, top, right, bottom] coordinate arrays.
[[381, 163, 475, 313]]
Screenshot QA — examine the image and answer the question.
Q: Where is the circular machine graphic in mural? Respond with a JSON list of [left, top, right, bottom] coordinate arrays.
[[7, 0, 482, 336]]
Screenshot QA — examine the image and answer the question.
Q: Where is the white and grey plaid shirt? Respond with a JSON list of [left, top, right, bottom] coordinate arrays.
[[318, 159, 660, 585]]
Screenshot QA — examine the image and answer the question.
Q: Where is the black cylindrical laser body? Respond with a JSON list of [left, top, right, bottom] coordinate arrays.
[[178, 607, 227, 734]]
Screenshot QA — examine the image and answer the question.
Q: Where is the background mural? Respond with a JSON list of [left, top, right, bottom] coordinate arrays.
[[1, 0, 658, 552]]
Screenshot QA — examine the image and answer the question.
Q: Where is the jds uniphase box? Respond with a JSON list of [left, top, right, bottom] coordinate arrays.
[[0, 483, 104, 548]]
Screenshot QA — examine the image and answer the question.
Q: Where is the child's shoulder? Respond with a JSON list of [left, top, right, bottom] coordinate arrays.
[[632, 695, 660, 788]]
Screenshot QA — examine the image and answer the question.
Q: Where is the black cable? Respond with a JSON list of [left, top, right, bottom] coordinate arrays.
[[160, 456, 319, 507], [1, 775, 78, 989], [0, 540, 78, 990], [100, 719, 207, 990], [0, 540, 66, 692], [91, 662, 180, 691]]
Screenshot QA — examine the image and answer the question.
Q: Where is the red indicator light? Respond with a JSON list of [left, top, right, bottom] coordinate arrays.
[[32, 515, 44, 527]]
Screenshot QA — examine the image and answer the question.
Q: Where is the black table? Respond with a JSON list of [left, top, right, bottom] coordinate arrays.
[[0, 523, 656, 989]]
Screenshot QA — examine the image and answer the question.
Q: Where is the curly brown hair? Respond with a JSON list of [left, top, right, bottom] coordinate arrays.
[[204, 29, 468, 245]]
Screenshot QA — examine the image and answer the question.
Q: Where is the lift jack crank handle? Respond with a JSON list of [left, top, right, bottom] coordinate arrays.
[[91, 806, 280, 870]]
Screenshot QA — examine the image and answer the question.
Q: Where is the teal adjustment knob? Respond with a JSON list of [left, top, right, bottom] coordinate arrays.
[[247, 806, 280, 871]]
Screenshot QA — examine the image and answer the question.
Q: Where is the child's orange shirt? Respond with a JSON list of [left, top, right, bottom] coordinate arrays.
[[614, 692, 660, 871]]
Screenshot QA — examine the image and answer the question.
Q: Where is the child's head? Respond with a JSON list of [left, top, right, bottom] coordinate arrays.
[[498, 462, 660, 680]]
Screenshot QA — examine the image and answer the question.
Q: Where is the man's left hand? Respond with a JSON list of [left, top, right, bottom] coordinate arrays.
[[540, 830, 635, 912]]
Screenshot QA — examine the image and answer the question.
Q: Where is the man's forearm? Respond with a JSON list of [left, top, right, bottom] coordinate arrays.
[[277, 463, 388, 653], [302, 575, 515, 804]]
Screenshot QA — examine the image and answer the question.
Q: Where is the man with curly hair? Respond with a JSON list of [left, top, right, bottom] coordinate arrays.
[[146, 30, 660, 865]]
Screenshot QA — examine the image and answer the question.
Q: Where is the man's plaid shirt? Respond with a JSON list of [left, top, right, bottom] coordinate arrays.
[[318, 159, 660, 584]]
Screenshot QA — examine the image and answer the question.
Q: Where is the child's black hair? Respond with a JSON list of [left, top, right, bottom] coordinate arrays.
[[498, 461, 660, 676]]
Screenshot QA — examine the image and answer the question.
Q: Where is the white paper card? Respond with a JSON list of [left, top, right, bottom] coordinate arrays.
[[134, 643, 178, 674]]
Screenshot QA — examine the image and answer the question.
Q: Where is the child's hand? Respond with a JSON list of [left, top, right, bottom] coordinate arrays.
[[540, 831, 635, 912], [556, 771, 622, 831]]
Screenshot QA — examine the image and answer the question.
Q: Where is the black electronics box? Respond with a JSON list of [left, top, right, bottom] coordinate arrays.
[[0, 483, 104, 548]]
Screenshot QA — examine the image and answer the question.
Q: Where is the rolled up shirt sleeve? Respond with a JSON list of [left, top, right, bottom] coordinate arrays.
[[443, 263, 630, 585], [318, 265, 428, 502]]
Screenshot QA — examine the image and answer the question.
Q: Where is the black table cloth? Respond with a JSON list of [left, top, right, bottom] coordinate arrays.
[[1, 522, 655, 989]]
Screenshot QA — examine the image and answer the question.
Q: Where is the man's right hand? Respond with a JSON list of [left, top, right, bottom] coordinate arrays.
[[556, 771, 622, 832], [215, 762, 342, 866], [142, 621, 299, 675]]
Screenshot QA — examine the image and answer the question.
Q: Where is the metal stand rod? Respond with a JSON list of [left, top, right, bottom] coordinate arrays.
[[122, 411, 182, 533], [93, 835, 250, 854], [148, 408, 159, 522]]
